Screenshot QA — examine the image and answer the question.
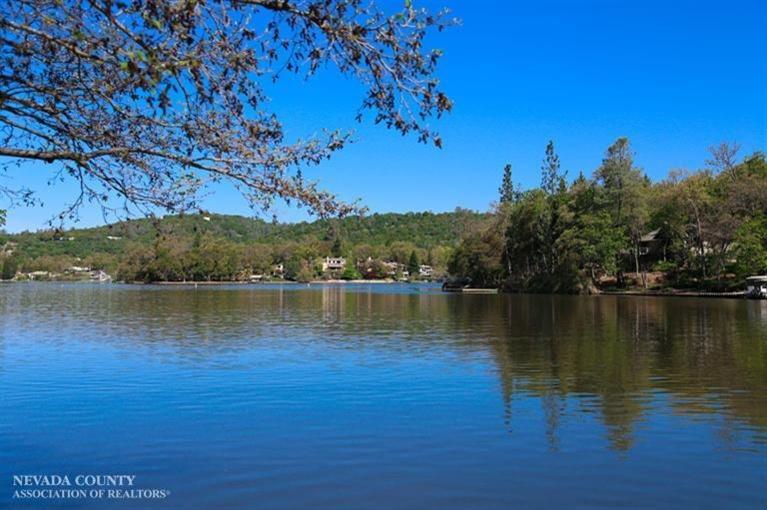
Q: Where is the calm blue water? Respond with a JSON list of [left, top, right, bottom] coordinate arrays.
[[1, 283, 766, 509]]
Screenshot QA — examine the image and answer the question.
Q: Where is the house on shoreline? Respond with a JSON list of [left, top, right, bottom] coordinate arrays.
[[322, 257, 347, 272]]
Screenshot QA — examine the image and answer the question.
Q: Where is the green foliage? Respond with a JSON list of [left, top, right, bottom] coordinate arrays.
[[6, 211, 483, 282], [448, 216, 506, 288], [541, 140, 565, 195], [295, 262, 315, 283], [1, 255, 19, 280], [450, 142, 767, 293], [733, 218, 767, 278], [340, 262, 362, 281], [499, 164, 516, 203], [407, 250, 420, 276], [282, 257, 303, 281]]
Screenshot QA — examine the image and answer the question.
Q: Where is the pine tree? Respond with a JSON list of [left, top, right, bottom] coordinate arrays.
[[499, 164, 515, 203], [407, 250, 420, 276], [1, 256, 18, 280], [331, 236, 343, 257], [326, 222, 343, 256], [541, 140, 565, 195]]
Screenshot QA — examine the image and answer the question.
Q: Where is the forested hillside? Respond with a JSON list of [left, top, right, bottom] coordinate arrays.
[[0, 210, 486, 281]]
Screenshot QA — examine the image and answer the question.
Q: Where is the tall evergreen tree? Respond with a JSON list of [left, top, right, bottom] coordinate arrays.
[[407, 250, 420, 276], [331, 237, 344, 257], [1, 256, 18, 280], [499, 164, 515, 203], [595, 137, 634, 224], [594, 137, 649, 285], [541, 141, 565, 195], [325, 222, 344, 257]]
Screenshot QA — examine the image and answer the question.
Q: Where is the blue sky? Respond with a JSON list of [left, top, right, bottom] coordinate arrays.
[[4, 0, 766, 232]]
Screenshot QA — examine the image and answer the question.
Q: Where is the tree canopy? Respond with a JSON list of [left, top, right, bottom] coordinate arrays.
[[0, 0, 454, 221], [1, 209, 484, 281], [450, 140, 767, 292]]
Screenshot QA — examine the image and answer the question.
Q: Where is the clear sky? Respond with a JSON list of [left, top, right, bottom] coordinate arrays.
[[4, 0, 766, 232]]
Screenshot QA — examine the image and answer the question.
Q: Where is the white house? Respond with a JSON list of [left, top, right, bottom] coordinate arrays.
[[419, 265, 434, 278], [90, 270, 112, 282], [381, 261, 409, 278], [322, 257, 346, 272]]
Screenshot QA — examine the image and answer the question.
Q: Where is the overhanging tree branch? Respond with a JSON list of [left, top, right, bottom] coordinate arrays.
[[0, 0, 455, 222]]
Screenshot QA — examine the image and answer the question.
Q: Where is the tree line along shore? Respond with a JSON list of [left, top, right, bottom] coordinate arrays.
[[449, 139, 767, 294], [2, 138, 765, 293], [0, 211, 484, 283]]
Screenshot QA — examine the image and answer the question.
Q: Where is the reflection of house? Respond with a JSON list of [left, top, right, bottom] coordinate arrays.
[[419, 265, 434, 278], [322, 257, 346, 272]]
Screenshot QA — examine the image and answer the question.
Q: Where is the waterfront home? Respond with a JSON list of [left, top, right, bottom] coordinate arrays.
[[381, 260, 398, 276], [90, 270, 112, 282], [382, 261, 409, 278], [639, 229, 662, 256], [322, 257, 346, 272], [27, 270, 51, 280], [746, 276, 767, 298], [419, 265, 434, 278], [272, 263, 284, 277]]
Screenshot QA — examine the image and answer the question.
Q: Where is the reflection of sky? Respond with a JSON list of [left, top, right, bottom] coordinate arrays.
[[1, 284, 765, 508], [4, 0, 766, 232]]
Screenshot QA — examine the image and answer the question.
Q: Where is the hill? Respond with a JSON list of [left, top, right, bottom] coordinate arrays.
[[4, 209, 485, 258], [1, 210, 488, 281]]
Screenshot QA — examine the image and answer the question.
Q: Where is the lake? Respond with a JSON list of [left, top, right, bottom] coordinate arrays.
[[1, 283, 765, 509]]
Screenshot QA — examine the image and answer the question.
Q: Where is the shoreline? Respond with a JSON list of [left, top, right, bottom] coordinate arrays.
[[2, 280, 760, 299], [599, 289, 749, 299], [1, 279, 432, 285], [149, 279, 432, 285]]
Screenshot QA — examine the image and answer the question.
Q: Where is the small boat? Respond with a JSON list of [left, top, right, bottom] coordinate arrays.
[[745, 276, 767, 299]]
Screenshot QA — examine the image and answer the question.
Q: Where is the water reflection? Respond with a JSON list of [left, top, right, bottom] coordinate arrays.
[[2, 283, 765, 455]]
